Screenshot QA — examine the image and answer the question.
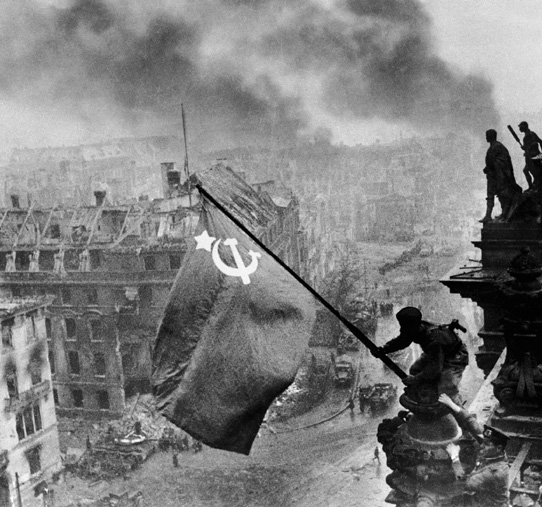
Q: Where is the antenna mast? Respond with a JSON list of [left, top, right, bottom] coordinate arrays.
[[181, 103, 192, 206]]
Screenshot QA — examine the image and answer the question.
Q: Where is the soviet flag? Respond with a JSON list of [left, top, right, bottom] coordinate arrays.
[[152, 197, 315, 455]]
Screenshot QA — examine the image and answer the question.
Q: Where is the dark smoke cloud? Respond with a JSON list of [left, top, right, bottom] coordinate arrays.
[[0, 0, 499, 149]]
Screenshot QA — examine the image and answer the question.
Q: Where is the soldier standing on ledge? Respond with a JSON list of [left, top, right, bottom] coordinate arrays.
[[518, 121, 542, 191], [373, 307, 468, 403], [480, 129, 522, 223]]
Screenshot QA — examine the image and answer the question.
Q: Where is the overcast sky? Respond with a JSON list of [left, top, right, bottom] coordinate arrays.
[[0, 0, 540, 151]]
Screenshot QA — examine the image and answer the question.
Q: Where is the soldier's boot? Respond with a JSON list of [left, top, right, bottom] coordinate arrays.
[[479, 197, 494, 223]]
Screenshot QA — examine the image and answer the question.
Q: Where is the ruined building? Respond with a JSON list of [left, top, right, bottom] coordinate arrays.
[[0, 163, 306, 418], [441, 220, 542, 504], [0, 296, 61, 507]]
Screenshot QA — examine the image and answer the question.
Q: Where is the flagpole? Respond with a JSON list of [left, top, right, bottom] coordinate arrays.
[[181, 103, 192, 207], [195, 183, 407, 380]]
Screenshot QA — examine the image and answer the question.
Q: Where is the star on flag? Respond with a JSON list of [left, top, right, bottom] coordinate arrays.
[[194, 230, 215, 251]]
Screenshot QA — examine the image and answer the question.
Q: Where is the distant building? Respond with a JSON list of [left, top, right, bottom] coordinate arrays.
[[0, 164, 307, 418], [0, 296, 61, 507], [367, 194, 416, 242]]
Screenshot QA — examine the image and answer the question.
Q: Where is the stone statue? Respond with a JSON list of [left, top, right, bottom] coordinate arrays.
[[479, 129, 522, 223]]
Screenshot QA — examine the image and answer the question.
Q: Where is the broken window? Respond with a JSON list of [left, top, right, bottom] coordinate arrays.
[[33, 403, 42, 431], [139, 286, 152, 304], [26, 311, 37, 342], [87, 288, 98, 305], [48, 350, 55, 375], [67, 351, 80, 375], [30, 362, 41, 385], [6, 364, 18, 399], [169, 254, 181, 270], [15, 413, 25, 440], [1, 318, 13, 348], [89, 319, 103, 342], [26, 446, 41, 475], [97, 390, 110, 410], [143, 256, 156, 271], [61, 288, 72, 305], [121, 353, 133, 374], [65, 318, 76, 340], [72, 389, 84, 408], [17, 403, 43, 441], [23, 406, 35, 437], [45, 318, 51, 340], [15, 251, 30, 271], [40, 250, 55, 271], [63, 250, 79, 271], [49, 224, 61, 239], [90, 250, 101, 269], [94, 352, 106, 377]]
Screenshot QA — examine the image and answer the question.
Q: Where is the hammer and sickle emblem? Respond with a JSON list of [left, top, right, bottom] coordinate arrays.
[[211, 238, 261, 285]]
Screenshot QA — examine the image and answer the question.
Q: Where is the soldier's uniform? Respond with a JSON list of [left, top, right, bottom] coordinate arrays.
[[520, 122, 542, 190], [380, 308, 468, 399], [460, 425, 510, 507], [464, 456, 509, 507]]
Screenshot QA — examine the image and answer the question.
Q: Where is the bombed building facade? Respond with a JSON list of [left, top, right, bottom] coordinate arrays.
[[0, 163, 307, 418], [0, 296, 61, 507]]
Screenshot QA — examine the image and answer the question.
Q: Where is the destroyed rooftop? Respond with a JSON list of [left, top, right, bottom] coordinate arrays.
[[0, 164, 290, 252]]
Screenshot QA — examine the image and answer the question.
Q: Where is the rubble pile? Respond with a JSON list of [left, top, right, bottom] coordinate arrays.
[[65, 394, 192, 482], [92, 394, 181, 442], [271, 365, 312, 421], [510, 465, 542, 506]]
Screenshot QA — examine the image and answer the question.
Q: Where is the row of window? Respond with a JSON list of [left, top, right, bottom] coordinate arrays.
[[11, 285, 164, 309], [53, 388, 110, 410], [62, 318, 103, 341], [63, 350, 106, 377], [1, 250, 182, 272]]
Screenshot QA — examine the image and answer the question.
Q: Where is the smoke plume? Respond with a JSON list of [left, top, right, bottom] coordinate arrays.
[[0, 0, 499, 149]]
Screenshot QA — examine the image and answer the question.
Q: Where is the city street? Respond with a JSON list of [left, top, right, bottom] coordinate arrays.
[[55, 397, 395, 507]]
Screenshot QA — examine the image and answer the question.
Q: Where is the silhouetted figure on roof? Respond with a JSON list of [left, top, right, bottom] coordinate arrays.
[[518, 121, 542, 191], [479, 129, 522, 223]]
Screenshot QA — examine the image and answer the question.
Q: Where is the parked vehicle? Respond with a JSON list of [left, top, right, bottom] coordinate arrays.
[[158, 428, 175, 451], [358, 385, 376, 412], [333, 354, 354, 386], [368, 383, 398, 415]]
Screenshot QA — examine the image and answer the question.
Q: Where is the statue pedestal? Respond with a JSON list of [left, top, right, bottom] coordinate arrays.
[[379, 393, 468, 507]]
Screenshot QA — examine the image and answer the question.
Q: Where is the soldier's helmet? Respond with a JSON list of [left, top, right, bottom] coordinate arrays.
[[396, 307, 422, 327], [519, 121, 529, 129], [483, 425, 509, 448]]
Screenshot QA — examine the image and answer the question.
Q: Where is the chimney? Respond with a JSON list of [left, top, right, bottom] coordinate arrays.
[[10, 194, 20, 209], [160, 162, 181, 198], [94, 190, 106, 207]]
